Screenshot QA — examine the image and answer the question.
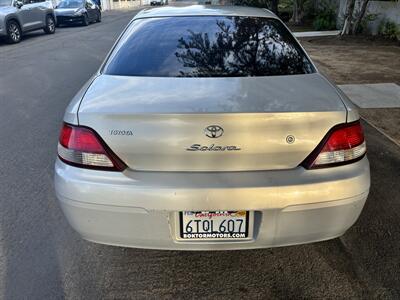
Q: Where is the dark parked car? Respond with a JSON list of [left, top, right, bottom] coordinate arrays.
[[150, 0, 165, 6], [55, 0, 100, 26]]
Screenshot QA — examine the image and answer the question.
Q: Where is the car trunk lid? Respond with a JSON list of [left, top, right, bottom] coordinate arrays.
[[77, 73, 347, 171]]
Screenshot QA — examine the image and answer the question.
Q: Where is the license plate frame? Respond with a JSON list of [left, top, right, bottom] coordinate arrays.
[[177, 211, 252, 241]]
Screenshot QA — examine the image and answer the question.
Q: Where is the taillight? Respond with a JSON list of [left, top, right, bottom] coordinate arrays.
[[58, 123, 127, 171], [302, 121, 366, 169]]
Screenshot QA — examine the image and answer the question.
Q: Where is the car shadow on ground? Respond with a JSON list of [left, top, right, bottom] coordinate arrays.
[[0, 23, 94, 47], [0, 31, 50, 46]]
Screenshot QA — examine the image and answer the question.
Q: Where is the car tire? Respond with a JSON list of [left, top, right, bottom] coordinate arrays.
[[6, 20, 22, 44], [96, 12, 101, 23], [44, 15, 56, 34], [82, 14, 89, 26]]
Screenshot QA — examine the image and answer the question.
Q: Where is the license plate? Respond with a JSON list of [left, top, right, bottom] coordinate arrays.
[[179, 211, 249, 240]]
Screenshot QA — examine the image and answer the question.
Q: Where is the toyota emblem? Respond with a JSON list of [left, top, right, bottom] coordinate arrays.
[[204, 125, 224, 138]]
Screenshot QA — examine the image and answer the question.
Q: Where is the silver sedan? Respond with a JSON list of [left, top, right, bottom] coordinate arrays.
[[54, 5, 370, 250]]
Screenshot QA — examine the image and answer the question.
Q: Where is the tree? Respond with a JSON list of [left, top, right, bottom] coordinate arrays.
[[352, 0, 370, 35], [291, 0, 305, 25], [341, 0, 370, 35], [341, 0, 355, 35], [174, 18, 311, 77]]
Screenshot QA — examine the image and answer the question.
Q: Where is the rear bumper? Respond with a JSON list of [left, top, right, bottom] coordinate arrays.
[[56, 16, 84, 24], [54, 157, 370, 250]]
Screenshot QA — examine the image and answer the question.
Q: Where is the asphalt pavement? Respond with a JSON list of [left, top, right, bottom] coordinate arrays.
[[0, 9, 399, 299]]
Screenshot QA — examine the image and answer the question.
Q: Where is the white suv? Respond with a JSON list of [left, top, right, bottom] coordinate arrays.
[[0, 0, 56, 43]]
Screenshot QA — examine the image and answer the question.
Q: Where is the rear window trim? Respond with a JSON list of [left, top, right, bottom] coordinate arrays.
[[101, 15, 317, 78]]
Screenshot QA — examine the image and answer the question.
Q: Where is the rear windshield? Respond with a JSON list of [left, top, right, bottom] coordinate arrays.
[[57, 0, 83, 8], [104, 16, 315, 77]]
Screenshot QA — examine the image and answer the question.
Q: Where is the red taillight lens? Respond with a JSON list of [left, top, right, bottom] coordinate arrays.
[[58, 123, 126, 171], [302, 121, 366, 169]]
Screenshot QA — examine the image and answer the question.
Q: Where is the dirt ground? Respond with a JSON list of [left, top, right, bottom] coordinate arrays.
[[359, 108, 400, 144], [300, 36, 400, 144]]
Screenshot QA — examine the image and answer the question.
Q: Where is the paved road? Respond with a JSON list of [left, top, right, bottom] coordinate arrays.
[[0, 10, 399, 299]]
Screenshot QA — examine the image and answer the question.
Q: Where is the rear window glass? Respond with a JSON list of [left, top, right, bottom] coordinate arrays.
[[104, 16, 315, 77]]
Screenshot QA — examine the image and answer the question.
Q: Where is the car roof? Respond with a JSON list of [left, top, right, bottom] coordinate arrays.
[[134, 5, 277, 20]]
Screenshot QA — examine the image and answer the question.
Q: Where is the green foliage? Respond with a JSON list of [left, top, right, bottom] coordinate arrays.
[[312, 5, 336, 31], [278, 0, 293, 12], [358, 13, 379, 34], [304, 0, 317, 18], [378, 20, 400, 40]]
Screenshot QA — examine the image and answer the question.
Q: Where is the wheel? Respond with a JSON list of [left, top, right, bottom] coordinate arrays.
[[82, 14, 89, 26], [44, 15, 56, 34], [6, 20, 21, 44], [96, 12, 101, 23]]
